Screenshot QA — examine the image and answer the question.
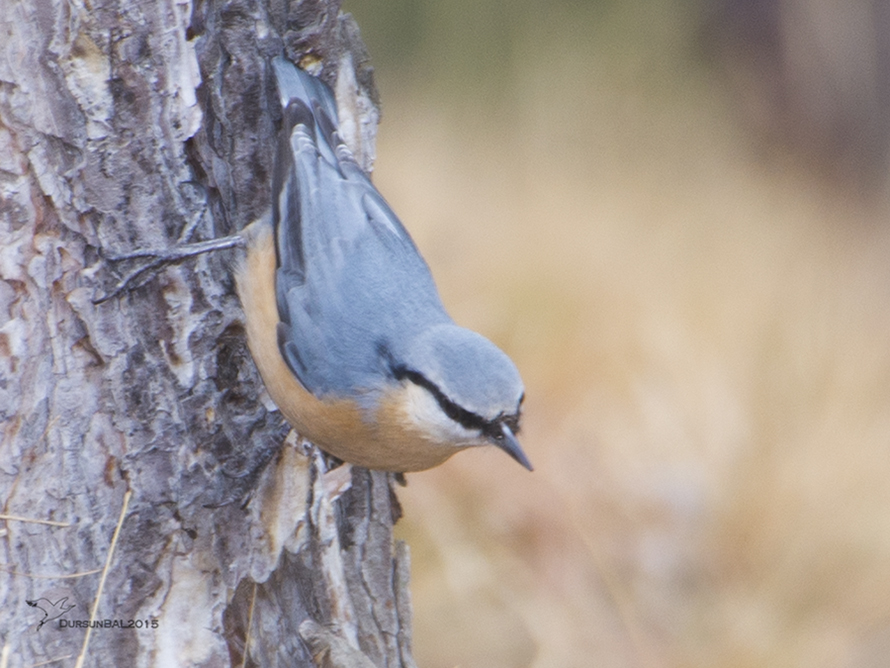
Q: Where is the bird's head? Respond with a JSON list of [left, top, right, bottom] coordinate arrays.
[[391, 324, 531, 470]]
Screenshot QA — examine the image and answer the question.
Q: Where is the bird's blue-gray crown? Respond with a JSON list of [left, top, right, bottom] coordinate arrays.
[[400, 324, 524, 423]]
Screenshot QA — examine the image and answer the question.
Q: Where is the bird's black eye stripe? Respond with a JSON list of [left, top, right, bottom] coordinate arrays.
[[393, 366, 485, 431], [392, 365, 520, 439]]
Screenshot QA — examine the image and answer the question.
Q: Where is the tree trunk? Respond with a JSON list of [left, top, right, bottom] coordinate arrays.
[[0, 1, 415, 666]]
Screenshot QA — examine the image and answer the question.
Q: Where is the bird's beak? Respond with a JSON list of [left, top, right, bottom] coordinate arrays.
[[495, 422, 533, 471]]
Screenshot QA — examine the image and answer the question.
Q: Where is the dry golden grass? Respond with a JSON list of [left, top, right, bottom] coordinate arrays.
[[354, 5, 890, 666]]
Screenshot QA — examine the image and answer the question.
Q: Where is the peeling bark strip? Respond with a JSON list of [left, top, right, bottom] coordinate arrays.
[[0, 0, 413, 666]]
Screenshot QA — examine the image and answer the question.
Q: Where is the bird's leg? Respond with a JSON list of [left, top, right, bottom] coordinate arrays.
[[94, 233, 246, 304]]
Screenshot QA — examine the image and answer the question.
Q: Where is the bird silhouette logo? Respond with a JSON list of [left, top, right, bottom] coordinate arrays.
[[26, 597, 75, 631]]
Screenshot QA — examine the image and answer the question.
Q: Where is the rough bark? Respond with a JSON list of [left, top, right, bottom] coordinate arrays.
[[0, 0, 414, 666]]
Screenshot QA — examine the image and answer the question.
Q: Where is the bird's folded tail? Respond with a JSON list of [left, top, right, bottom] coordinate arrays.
[[272, 56, 339, 131], [271, 56, 362, 175]]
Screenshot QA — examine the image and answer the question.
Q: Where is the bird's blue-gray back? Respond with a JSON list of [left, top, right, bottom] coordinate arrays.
[[271, 59, 452, 398]]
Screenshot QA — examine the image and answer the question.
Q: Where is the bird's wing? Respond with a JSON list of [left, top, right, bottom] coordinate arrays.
[[270, 57, 450, 398]]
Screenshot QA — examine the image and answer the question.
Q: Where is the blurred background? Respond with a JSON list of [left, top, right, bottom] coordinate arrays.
[[343, 1, 890, 666]]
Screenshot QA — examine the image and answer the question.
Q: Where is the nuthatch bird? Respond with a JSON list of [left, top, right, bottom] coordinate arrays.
[[101, 56, 529, 472], [234, 57, 530, 473]]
